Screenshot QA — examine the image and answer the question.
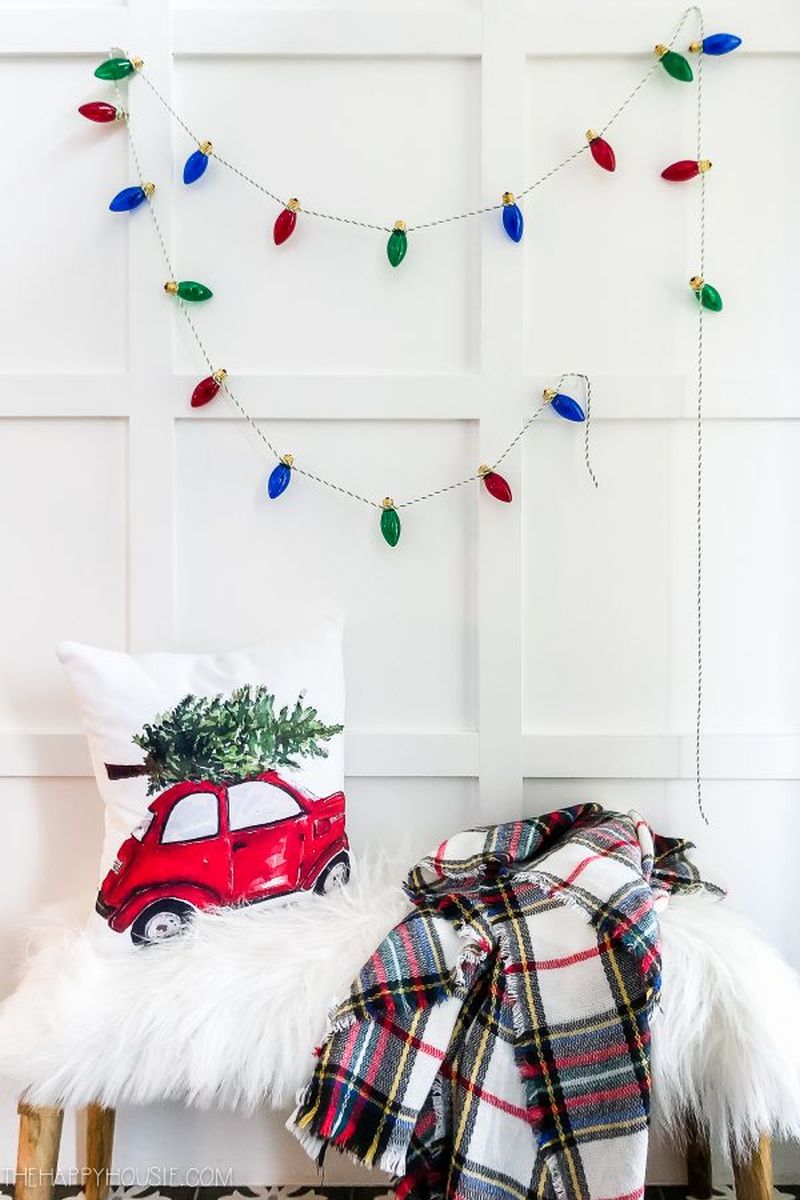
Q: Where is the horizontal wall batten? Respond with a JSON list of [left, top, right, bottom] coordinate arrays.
[[2, 732, 798, 782], [523, 734, 800, 781], [0, 732, 480, 781], [2, 374, 798, 421], [3, 5, 798, 59], [172, 11, 482, 57], [0, 11, 129, 56], [521, 2, 800, 56]]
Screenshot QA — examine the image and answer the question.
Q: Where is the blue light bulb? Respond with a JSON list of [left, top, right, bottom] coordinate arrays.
[[501, 192, 524, 243], [109, 183, 153, 212], [267, 456, 294, 499], [691, 33, 741, 56], [183, 141, 212, 185], [545, 388, 585, 422]]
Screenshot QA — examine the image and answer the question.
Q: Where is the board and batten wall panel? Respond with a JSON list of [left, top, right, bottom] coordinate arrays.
[[0, 0, 797, 1185]]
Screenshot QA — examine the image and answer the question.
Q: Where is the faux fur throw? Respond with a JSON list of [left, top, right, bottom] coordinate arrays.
[[289, 806, 717, 1200], [0, 841, 798, 1163]]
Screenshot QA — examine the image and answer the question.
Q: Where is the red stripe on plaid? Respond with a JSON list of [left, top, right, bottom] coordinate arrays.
[[526, 1081, 644, 1122], [398, 919, 422, 979], [507, 944, 602, 972], [375, 1013, 448, 1062], [519, 1031, 650, 1077], [549, 839, 639, 896], [441, 1061, 531, 1121]]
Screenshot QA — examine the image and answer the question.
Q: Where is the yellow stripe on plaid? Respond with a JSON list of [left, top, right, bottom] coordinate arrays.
[[498, 888, 586, 1200], [366, 1007, 426, 1166]]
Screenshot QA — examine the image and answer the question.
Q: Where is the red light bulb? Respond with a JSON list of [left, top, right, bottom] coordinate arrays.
[[274, 198, 300, 245], [479, 465, 512, 503], [586, 129, 616, 172], [191, 369, 227, 408], [78, 101, 122, 124], [661, 159, 712, 182]]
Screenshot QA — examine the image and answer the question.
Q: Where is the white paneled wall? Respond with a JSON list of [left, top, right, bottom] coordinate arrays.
[[0, 0, 798, 1185]]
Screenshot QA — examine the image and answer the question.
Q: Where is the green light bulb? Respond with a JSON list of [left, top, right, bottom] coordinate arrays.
[[387, 221, 408, 268], [164, 280, 213, 302], [654, 44, 693, 82], [380, 500, 401, 547], [690, 277, 723, 312], [94, 56, 142, 81]]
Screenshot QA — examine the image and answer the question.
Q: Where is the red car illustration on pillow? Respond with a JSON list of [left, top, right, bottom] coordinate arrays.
[[96, 771, 349, 945]]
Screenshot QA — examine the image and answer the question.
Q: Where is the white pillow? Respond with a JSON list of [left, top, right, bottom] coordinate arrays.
[[58, 621, 347, 950]]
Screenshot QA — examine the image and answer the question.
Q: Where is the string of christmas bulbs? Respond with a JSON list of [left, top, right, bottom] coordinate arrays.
[[78, 8, 738, 549]]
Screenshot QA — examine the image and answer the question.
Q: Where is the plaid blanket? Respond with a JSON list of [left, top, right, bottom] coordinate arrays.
[[289, 805, 720, 1200]]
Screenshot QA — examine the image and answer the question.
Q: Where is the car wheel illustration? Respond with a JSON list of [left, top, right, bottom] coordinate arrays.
[[131, 898, 195, 946], [314, 851, 351, 895]]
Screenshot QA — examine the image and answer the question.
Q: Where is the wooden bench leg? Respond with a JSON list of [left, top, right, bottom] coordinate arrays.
[[85, 1103, 116, 1200], [733, 1134, 773, 1200], [14, 1103, 63, 1200], [686, 1116, 713, 1199]]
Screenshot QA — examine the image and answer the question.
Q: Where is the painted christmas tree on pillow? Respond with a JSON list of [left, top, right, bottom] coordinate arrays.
[[98, 685, 348, 946]]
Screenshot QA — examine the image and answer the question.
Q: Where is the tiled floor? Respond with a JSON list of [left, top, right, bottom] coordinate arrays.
[[38, 1187, 800, 1199]]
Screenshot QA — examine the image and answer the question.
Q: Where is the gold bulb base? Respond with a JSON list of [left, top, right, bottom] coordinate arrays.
[[698, 159, 712, 173], [280, 453, 295, 467], [478, 464, 491, 477], [115, 109, 128, 123], [212, 368, 227, 384], [543, 387, 557, 401], [502, 191, 516, 206], [164, 280, 178, 294], [689, 40, 702, 53], [654, 44, 668, 58], [131, 56, 144, 70], [392, 220, 406, 232], [142, 182, 155, 197], [286, 197, 301, 212], [689, 276, 704, 292], [382, 497, 396, 509], [585, 129, 598, 143], [199, 140, 213, 156]]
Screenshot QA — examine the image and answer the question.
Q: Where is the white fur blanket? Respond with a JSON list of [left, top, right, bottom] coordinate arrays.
[[0, 864, 798, 1157]]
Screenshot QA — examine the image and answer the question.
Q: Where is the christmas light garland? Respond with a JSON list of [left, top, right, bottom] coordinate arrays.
[[78, 6, 739, 819]]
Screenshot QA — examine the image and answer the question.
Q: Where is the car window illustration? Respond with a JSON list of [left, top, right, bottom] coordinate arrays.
[[161, 791, 219, 844], [228, 780, 302, 831]]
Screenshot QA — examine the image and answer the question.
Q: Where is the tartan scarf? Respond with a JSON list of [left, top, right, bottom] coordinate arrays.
[[289, 805, 719, 1200]]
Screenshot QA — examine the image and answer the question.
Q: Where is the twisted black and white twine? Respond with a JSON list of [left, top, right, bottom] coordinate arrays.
[[693, 6, 708, 823]]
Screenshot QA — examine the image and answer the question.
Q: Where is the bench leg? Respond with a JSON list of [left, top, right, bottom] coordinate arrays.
[[686, 1117, 713, 1199], [733, 1134, 773, 1200], [14, 1103, 63, 1200], [85, 1103, 116, 1200]]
